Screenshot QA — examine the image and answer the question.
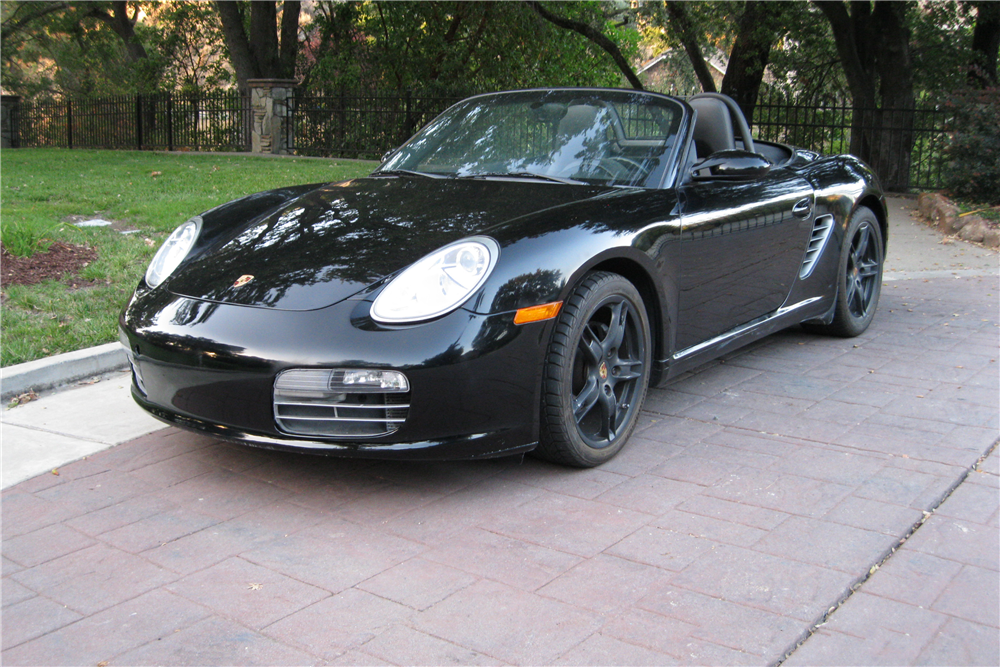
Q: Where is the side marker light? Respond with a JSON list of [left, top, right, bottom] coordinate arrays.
[[514, 301, 563, 325]]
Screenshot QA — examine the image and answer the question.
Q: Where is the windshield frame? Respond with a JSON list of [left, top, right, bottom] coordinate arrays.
[[375, 88, 689, 190]]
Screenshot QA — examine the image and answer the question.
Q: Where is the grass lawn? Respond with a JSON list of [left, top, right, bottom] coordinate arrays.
[[1, 149, 377, 367]]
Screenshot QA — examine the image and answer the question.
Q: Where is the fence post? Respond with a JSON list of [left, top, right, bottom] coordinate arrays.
[[135, 94, 143, 149], [67, 100, 73, 149], [1, 95, 20, 148], [248, 79, 298, 154], [167, 94, 174, 151]]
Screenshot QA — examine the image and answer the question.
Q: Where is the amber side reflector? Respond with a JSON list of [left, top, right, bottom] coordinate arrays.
[[514, 301, 563, 325]]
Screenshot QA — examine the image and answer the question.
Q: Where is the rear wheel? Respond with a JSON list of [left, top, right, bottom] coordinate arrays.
[[535, 272, 651, 467], [806, 206, 883, 337]]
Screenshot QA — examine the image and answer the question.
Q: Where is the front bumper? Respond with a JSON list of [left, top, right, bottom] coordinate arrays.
[[120, 288, 550, 460]]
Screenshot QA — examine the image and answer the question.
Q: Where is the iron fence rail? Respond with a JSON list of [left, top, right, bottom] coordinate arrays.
[[13, 93, 250, 152], [9, 89, 953, 190], [752, 90, 950, 191]]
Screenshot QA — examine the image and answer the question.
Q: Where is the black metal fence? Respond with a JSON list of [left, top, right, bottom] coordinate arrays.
[[12, 92, 250, 152], [751, 90, 950, 191], [7, 88, 954, 190], [292, 89, 471, 160]]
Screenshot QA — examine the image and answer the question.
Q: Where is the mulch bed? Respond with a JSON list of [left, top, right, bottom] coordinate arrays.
[[1, 242, 98, 288]]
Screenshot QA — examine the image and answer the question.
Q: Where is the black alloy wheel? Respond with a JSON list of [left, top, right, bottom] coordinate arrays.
[[807, 206, 884, 337], [536, 272, 651, 467]]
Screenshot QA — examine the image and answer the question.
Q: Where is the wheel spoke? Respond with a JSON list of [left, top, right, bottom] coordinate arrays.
[[604, 301, 627, 353], [579, 324, 604, 365], [858, 259, 879, 279], [615, 359, 644, 381], [597, 387, 618, 440], [572, 377, 600, 423], [854, 224, 871, 260]]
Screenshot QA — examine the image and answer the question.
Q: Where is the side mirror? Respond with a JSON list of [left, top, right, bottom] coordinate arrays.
[[692, 149, 771, 180]]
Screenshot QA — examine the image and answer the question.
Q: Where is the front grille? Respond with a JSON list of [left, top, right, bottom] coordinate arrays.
[[273, 369, 410, 438], [799, 214, 834, 279]]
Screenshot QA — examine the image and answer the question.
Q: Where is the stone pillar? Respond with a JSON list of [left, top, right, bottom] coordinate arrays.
[[248, 79, 297, 155], [1, 95, 21, 149]]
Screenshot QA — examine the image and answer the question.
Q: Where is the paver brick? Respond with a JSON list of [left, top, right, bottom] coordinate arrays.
[[538, 553, 672, 614], [669, 544, 854, 622], [479, 490, 652, 558], [412, 579, 602, 665], [930, 565, 999, 628], [638, 584, 805, 659], [166, 557, 331, 629], [10, 543, 178, 615], [554, 632, 681, 666], [421, 527, 580, 592], [1, 523, 96, 568], [905, 514, 1000, 571], [356, 557, 478, 611], [1, 595, 82, 651], [112, 615, 316, 666], [0, 589, 209, 666], [915, 617, 1000, 666], [359, 624, 502, 666], [263, 588, 414, 661]]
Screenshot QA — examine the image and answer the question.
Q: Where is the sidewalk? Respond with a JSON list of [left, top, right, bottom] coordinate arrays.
[[2, 198, 998, 665]]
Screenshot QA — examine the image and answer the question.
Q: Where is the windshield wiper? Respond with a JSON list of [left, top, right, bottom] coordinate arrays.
[[459, 172, 584, 185], [372, 169, 448, 179]]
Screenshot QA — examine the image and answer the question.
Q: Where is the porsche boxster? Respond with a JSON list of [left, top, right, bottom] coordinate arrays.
[[120, 88, 886, 467]]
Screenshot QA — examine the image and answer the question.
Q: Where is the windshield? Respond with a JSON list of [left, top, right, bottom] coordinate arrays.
[[377, 90, 684, 188]]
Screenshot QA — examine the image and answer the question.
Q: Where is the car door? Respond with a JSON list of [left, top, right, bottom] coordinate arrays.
[[674, 169, 816, 351]]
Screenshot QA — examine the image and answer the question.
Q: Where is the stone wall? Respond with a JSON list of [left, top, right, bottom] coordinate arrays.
[[248, 79, 296, 155]]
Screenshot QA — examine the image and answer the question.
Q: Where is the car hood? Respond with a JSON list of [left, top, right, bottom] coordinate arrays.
[[166, 177, 620, 310]]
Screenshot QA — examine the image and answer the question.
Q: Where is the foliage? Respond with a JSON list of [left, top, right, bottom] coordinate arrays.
[[301, 1, 640, 94], [943, 87, 1000, 205], [1, 149, 376, 366], [0, 1, 232, 99]]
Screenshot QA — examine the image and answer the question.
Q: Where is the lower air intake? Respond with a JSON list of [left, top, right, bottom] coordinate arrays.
[[273, 369, 410, 438]]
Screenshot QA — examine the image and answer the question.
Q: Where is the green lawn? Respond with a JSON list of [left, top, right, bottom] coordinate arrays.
[[1, 149, 377, 366]]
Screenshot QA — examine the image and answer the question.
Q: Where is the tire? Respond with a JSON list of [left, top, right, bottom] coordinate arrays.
[[806, 206, 884, 337], [535, 272, 651, 467]]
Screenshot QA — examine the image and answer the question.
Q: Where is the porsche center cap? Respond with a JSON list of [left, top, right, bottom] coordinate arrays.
[[233, 274, 254, 288]]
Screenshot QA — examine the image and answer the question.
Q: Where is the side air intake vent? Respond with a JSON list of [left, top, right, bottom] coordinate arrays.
[[800, 215, 834, 279]]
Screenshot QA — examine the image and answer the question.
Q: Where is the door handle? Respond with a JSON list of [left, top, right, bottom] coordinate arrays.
[[792, 198, 813, 218]]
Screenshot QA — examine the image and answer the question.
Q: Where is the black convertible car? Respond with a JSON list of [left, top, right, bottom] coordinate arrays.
[[120, 89, 885, 467]]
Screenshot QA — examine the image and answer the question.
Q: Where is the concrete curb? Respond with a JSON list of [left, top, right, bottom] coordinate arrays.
[[0, 342, 127, 401]]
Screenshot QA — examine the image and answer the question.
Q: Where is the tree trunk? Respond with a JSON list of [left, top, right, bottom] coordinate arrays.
[[815, 0, 915, 190], [664, 2, 717, 93], [249, 2, 281, 79], [216, 1, 259, 93], [279, 1, 301, 80], [969, 0, 1000, 87], [721, 1, 782, 121]]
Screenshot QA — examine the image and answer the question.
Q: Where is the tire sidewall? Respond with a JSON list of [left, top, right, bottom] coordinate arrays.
[[541, 273, 652, 467], [834, 207, 883, 337]]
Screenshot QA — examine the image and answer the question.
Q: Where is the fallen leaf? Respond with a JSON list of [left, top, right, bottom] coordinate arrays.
[[51, 468, 60, 476], [247, 582, 263, 591], [151, 171, 162, 177]]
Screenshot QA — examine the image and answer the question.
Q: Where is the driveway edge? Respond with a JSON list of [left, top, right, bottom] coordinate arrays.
[[1, 342, 127, 401]]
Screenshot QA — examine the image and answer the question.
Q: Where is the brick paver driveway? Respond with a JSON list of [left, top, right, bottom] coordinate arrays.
[[3, 275, 998, 665]]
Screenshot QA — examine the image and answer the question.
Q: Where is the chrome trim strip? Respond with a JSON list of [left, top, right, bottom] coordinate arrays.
[[674, 297, 823, 361]]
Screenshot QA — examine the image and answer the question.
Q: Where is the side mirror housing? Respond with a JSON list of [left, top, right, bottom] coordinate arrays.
[[692, 149, 772, 180]]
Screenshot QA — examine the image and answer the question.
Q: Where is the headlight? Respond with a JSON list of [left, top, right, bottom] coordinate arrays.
[[145, 216, 201, 288], [371, 236, 500, 324]]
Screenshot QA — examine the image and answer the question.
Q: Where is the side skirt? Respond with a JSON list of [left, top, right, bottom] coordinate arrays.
[[653, 295, 832, 385]]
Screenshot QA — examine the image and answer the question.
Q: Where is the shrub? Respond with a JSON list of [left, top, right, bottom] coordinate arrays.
[[943, 88, 1000, 205]]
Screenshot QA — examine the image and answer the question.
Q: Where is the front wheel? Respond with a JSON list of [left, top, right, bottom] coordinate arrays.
[[807, 206, 884, 337], [535, 272, 651, 467]]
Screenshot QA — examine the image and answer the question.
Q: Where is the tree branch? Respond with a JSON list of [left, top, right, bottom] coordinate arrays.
[[664, 1, 717, 93], [525, 0, 643, 90]]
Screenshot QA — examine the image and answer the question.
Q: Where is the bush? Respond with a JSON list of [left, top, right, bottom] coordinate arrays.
[[943, 88, 1000, 205]]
